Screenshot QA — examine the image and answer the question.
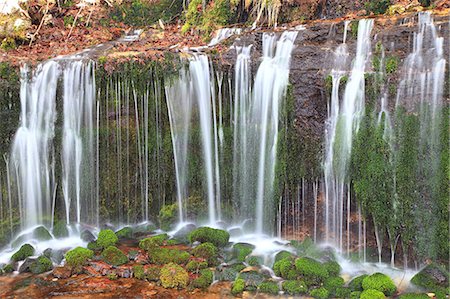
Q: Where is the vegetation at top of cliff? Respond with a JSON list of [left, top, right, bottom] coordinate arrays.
[[364, 0, 390, 15]]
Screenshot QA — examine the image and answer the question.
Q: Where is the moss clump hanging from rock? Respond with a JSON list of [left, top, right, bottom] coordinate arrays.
[[188, 227, 230, 247], [97, 229, 118, 249], [160, 262, 189, 289], [101, 246, 129, 266], [65, 247, 93, 273], [11, 244, 35, 262]]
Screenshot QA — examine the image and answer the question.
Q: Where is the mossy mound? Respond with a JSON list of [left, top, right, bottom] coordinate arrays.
[[192, 242, 218, 265], [282, 280, 307, 295], [191, 269, 214, 289], [360, 289, 386, 299], [101, 246, 128, 266], [186, 260, 208, 273], [323, 260, 341, 276], [115, 227, 133, 239], [232, 243, 254, 262], [30, 256, 52, 274], [139, 238, 159, 252], [349, 274, 368, 291], [65, 247, 93, 273], [33, 226, 52, 241], [158, 204, 177, 231], [362, 272, 396, 296], [324, 276, 345, 294], [273, 257, 296, 279], [146, 266, 161, 282], [11, 244, 35, 262], [188, 227, 230, 247], [274, 250, 295, 263], [295, 257, 329, 285], [160, 262, 189, 289], [231, 278, 245, 295], [149, 248, 190, 265], [410, 263, 449, 292], [309, 287, 330, 299], [148, 233, 170, 245], [97, 229, 118, 249], [133, 265, 145, 280], [258, 280, 279, 295], [52, 222, 69, 238], [2, 264, 14, 273]]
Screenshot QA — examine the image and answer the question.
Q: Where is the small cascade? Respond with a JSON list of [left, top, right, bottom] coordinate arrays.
[[323, 19, 374, 248], [10, 61, 60, 229], [208, 28, 242, 46]]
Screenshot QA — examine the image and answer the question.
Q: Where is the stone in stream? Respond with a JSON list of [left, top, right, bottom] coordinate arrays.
[[173, 223, 197, 243], [18, 257, 37, 273], [80, 230, 96, 243]]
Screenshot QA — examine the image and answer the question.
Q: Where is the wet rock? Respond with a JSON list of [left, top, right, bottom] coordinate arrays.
[[239, 267, 268, 290], [228, 227, 244, 237], [411, 263, 449, 290], [53, 266, 72, 279], [215, 263, 245, 281], [80, 230, 96, 243], [173, 223, 196, 243], [18, 257, 37, 273], [32, 226, 52, 241], [89, 261, 112, 276]]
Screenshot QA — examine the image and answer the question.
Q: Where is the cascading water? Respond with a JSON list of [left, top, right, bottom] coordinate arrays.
[[323, 19, 373, 249], [10, 61, 60, 229]]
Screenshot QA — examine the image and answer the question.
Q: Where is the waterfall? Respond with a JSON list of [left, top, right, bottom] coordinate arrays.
[[323, 19, 373, 248], [10, 61, 60, 229], [62, 60, 96, 226]]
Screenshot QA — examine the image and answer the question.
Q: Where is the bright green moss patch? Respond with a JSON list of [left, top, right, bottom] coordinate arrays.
[[160, 262, 189, 289], [282, 280, 307, 295], [186, 260, 208, 273], [360, 289, 386, 299], [192, 269, 214, 289], [295, 257, 329, 284], [323, 261, 341, 276], [133, 265, 145, 280], [410, 263, 449, 292], [273, 257, 296, 279], [11, 244, 35, 262], [149, 248, 190, 265], [101, 246, 128, 266], [231, 278, 245, 295], [349, 274, 368, 291], [232, 243, 254, 262], [188, 227, 230, 247], [65, 247, 93, 273], [158, 204, 177, 231], [362, 273, 396, 296], [258, 280, 279, 295], [139, 238, 159, 252], [192, 242, 218, 265], [309, 287, 330, 299], [324, 276, 344, 293], [398, 294, 431, 299], [97, 229, 118, 249], [30, 256, 52, 274], [115, 227, 133, 239]]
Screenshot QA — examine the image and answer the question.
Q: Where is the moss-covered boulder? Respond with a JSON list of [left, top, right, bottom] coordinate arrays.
[[101, 246, 128, 266], [97, 229, 118, 249], [146, 266, 161, 282], [2, 264, 14, 273], [349, 274, 368, 291], [87, 241, 102, 251], [231, 278, 245, 295], [115, 227, 133, 239], [191, 269, 214, 289], [65, 247, 93, 273], [232, 243, 254, 262], [273, 257, 297, 279], [188, 227, 230, 247], [192, 242, 218, 265], [139, 238, 159, 252], [324, 276, 345, 295], [30, 256, 53, 274], [80, 230, 96, 243], [186, 260, 208, 273], [350, 291, 362, 299], [324, 260, 341, 276], [360, 289, 386, 299], [215, 263, 245, 281], [362, 273, 396, 296], [149, 248, 190, 265], [282, 280, 307, 295], [258, 280, 279, 295], [246, 255, 263, 266], [52, 222, 69, 238], [11, 244, 35, 262], [295, 257, 329, 285], [148, 233, 169, 245], [158, 204, 177, 231], [335, 287, 351, 298], [274, 250, 295, 263], [160, 262, 189, 289], [239, 269, 267, 290], [33, 226, 52, 241], [133, 265, 145, 280], [410, 263, 449, 292], [309, 287, 330, 299]]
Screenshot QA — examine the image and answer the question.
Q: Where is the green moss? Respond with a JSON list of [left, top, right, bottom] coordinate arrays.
[[364, 0, 390, 15], [52, 222, 69, 239], [101, 246, 128, 266], [1, 37, 17, 51], [309, 287, 330, 299], [246, 256, 262, 266], [139, 238, 159, 252], [160, 262, 189, 289], [149, 248, 190, 265], [186, 260, 208, 273], [146, 266, 161, 281], [107, 272, 118, 280], [324, 261, 341, 276], [87, 241, 102, 251], [335, 287, 351, 298], [351, 21, 358, 38], [349, 274, 368, 291], [2, 264, 14, 273], [360, 289, 386, 299], [158, 204, 177, 231], [295, 257, 329, 285], [65, 247, 93, 272], [30, 256, 52, 274], [258, 280, 279, 295], [11, 244, 35, 262], [362, 273, 396, 296], [274, 250, 294, 263], [97, 229, 118, 249], [232, 243, 254, 262], [133, 265, 145, 280], [385, 56, 398, 74], [192, 242, 218, 265], [350, 291, 361, 299], [188, 227, 230, 247], [398, 294, 431, 299], [410, 263, 449, 292], [282, 280, 307, 295], [192, 269, 214, 289], [33, 226, 52, 241], [231, 278, 245, 295], [150, 233, 170, 245], [324, 276, 345, 294], [273, 257, 296, 279], [115, 227, 133, 239]]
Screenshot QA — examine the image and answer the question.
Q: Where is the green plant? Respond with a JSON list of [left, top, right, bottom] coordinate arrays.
[[87, 241, 102, 251], [188, 227, 230, 247], [160, 262, 189, 289], [63, 15, 75, 28], [101, 246, 128, 266], [385, 56, 398, 74], [30, 256, 53, 274], [2, 264, 14, 273], [246, 256, 262, 266], [115, 227, 133, 239], [324, 261, 341, 276], [52, 221, 69, 238], [133, 265, 145, 280], [282, 280, 307, 295], [335, 287, 351, 298], [65, 247, 93, 273], [186, 260, 208, 273], [295, 257, 329, 285], [364, 0, 390, 15], [33, 226, 52, 241], [348, 274, 368, 291], [107, 272, 118, 280], [324, 276, 345, 294], [139, 238, 159, 252], [258, 280, 279, 295], [148, 233, 169, 245], [362, 273, 396, 296], [232, 243, 254, 262], [231, 278, 245, 295], [149, 248, 190, 265], [192, 269, 214, 289], [1, 37, 17, 51], [360, 289, 386, 299], [274, 250, 294, 263], [11, 244, 35, 262], [410, 263, 448, 292], [350, 291, 361, 299], [158, 204, 177, 231], [273, 257, 296, 279], [97, 229, 118, 249], [192, 242, 218, 265], [309, 287, 330, 299], [146, 266, 161, 281]]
